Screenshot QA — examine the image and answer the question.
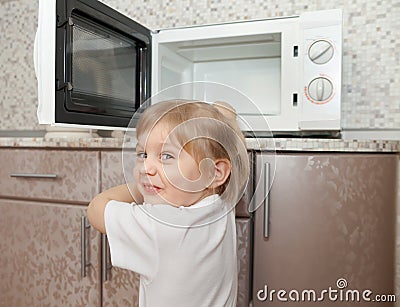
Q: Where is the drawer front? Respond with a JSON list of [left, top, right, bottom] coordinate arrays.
[[101, 150, 252, 217], [0, 149, 99, 203]]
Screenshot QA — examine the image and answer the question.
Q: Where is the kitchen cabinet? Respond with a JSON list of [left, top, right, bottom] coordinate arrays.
[[100, 150, 253, 307], [0, 145, 398, 306], [0, 148, 101, 306], [252, 153, 398, 307], [100, 150, 140, 306], [0, 199, 101, 306], [0, 149, 99, 202], [0, 147, 252, 306]]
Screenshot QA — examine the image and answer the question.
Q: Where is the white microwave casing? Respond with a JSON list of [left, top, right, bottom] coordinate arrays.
[[151, 10, 342, 132], [35, 1, 342, 133]]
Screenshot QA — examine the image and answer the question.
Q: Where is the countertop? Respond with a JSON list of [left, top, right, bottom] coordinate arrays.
[[0, 137, 399, 152]]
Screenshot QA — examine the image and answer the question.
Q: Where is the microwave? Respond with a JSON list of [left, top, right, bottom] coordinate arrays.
[[35, 0, 342, 134]]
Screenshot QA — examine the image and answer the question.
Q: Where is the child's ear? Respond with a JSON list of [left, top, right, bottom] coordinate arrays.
[[209, 159, 231, 189]]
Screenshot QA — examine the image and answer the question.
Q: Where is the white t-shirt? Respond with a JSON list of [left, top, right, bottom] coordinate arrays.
[[104, 194, 237, 307]]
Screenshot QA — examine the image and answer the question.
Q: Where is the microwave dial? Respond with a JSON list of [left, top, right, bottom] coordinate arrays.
[[308, 40, 334, 64], [307, 77, 333, 102]]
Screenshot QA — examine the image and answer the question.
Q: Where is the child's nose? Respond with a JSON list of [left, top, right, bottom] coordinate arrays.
[[141, 158, 157, 176]]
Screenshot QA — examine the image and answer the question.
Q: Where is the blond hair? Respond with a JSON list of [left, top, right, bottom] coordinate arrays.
[[135, 99, 249, 204]]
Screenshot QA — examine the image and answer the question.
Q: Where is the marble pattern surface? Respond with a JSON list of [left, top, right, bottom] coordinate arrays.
[[0, 137, 399, 152]]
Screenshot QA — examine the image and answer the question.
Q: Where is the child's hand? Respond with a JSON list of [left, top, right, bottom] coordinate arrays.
[[87, 183, 143, 233]]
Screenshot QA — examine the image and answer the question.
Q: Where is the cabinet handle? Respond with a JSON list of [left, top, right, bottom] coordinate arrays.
[[81, 216, 91, 278], [10, 173, 57, 179], [101, 234, 112, 282], [264, 162, 270, 238]]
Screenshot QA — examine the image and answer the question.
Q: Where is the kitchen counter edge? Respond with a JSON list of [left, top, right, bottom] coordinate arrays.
[[0, 137, 399, 153]]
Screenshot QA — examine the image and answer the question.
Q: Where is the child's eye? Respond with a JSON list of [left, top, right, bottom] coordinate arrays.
[[136, 152, 147, 159], [161, 153, 174, 161]]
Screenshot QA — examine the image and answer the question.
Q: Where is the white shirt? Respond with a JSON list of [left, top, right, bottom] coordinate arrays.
[[104, 194, 237, 307]]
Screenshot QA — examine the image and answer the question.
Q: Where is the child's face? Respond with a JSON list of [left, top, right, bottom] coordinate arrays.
[[133, 123, 212, 206]]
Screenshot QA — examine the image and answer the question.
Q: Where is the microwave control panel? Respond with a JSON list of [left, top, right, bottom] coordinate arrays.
[[300, 10, 342, 130]]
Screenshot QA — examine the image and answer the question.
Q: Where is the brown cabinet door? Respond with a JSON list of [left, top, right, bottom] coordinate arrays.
[[236, 218, 252, 307], [101, 150, 140, 306], [236, 152, 253, 218], [0, 199, 101, 307], [252, 153, 397, 307]]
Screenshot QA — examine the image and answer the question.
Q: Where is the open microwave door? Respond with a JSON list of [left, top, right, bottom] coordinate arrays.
[[35, 0, 152, 129]]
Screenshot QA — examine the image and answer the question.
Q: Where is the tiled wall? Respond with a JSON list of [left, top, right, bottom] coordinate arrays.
[[0, 0, 38, 130], [0, 0, 399, 131]]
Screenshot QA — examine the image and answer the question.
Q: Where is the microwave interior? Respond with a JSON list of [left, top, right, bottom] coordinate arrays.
[[157, 33, 281, 116]]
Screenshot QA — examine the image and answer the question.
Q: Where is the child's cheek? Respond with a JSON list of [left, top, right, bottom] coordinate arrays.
[[161, 164, 180, 187], [162, 164, 207, 193], [132, 164, 140, 182]]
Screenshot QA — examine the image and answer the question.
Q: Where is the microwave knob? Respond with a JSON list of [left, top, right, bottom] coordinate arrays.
[[308, 40, 334, 64], [308, 77, 333, 102]]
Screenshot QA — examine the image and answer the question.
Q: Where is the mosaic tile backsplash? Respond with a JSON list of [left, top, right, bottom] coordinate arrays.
[[0, 0, 399, 130]]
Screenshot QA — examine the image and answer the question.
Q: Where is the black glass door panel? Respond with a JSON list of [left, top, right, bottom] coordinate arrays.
[[69, 15, 137, 116], [55, 0, 151, 127]]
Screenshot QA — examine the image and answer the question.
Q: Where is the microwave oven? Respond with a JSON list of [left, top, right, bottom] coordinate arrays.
[[35, 0, 342, 134]]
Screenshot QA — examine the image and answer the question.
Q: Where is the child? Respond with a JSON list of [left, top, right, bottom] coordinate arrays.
[[87, 99, 249, 307]]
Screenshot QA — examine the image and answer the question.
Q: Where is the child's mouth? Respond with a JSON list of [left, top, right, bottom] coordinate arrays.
[[143, 183, 161, 194]]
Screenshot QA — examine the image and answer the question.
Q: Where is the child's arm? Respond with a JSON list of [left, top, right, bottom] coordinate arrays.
[[87, 183, 143, 234]]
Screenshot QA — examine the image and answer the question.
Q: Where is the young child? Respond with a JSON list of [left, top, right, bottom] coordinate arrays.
[[87, 99, 249, 307]]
